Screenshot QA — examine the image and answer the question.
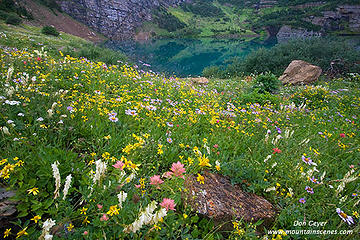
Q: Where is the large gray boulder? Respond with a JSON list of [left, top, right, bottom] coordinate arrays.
[[279, 60, 322, 85]]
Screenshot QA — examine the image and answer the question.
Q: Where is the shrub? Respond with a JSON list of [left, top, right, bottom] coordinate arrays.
[[0, 10, 9, 20], [202, 66, 223, 78], [41, 26, 60, 36], [251, 73, 281, 94], [239, 91, 281, 106], [153, 7, 186, 32], [5, 13, 21, 25], [182, 0, 224, 18]]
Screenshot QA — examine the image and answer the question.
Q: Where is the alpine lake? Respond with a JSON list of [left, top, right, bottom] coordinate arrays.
[[104, 37, 278, 77]]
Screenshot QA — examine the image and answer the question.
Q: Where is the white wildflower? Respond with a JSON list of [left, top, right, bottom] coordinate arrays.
[[264, 154, 272, 163], [6, 66, 14, 82], [117, 191, 127, 209], [149, 208, 167, 225], [62, 174, 72, 200], [51, 161, 61, 199], [1, 126, 10, 135], [47, 109, 54, 118], [123, 201, 157, 233], [93, 160, 107, 184], [265, 186, 276, 192], [44, 234, 53, 240], [42, 218, 56, 233]]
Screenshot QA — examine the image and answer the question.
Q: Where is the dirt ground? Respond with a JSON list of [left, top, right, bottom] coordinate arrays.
[[22, 0, 104, 43]]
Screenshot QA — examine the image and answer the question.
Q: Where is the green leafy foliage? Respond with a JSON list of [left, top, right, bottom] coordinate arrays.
[[152, 7, 186, 32], [5, 13, 22, 25], [251, 73, 281, 94], [203, 38, 360, 78], [41, 26, 60, 36], [182, 0, 224, 18]]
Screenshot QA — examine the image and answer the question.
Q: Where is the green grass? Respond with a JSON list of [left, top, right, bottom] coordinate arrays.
[[1, 21, 360, 240]]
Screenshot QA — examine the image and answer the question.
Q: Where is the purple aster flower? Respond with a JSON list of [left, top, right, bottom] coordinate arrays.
[[302, 155, 315, 165], [336, 208, 354, 225], [276, 126, 281, 134], [108, 111, 117, 117], [309, 177, 320, 184], [299, 198, 306, 204], [305, 186, 314, 194], [109, 116, 118, 122]]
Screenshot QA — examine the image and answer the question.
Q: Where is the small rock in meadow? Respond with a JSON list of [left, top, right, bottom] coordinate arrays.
[[188, 77, 209, 85]]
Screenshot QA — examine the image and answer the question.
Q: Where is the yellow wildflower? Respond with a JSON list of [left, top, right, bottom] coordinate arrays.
[[4, 228, 11, 238], [31, 215, 41, 223], [107, 205, 120, 216], [16, 227, 28, 239], [197, 173, 205, 184], [198, 155, 211, 168], [80, 207, 88, 215], [27, 187, 39, 195], [67, 223, 74, 232]]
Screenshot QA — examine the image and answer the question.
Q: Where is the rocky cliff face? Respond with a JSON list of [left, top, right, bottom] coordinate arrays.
[[277, 4, 360, 42], [57, 0, 188, 40], [306, 5, 360, 33]]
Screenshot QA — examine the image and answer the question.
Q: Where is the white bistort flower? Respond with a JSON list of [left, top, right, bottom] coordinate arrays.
[[43, 218, 56, 233], [93, 160, 107, 184], [117, 191, 127, 209], [51, 161, 61, 199], [44, 234, 53, 240], [62, 174, 72, 200]]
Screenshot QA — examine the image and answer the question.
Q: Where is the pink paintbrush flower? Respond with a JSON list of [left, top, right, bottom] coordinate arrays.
[[171, 161, 185, 177], [160, 198, 176, 211], [150, 175, 164, 188], [112, 161, 124, 170]]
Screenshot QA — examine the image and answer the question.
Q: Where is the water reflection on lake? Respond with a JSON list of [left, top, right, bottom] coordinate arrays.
[[104, 38, 277, 77]]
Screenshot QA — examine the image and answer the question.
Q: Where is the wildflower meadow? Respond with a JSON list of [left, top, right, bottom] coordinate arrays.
[[0, 29, 359, 239]]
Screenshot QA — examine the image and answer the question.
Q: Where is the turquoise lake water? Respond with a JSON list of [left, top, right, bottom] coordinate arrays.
[[105, 38, 277, 77]]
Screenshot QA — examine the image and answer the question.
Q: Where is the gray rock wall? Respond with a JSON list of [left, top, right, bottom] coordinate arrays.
[[57, 0, 187, 40]]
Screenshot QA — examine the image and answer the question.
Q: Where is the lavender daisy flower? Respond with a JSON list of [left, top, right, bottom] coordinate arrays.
[[67, 106, 74, 113], [108, 111, 117, 117], [309, 177, 320, 184], [276, 126, 281, 134], [302, 155, 316, 166], [305, 186, 314, 194], [336, 208, 354, 225], [109, 116, 118, 122], [299, 198, 306, 204], [167, 138, 173, 144], [125, 109, 137, 116]]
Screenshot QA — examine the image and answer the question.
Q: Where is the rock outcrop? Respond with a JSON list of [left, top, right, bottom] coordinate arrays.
[[277, 4, 360, 42], [188, 77, 209, 85], [279, 60, 322, 85], [57, 0, 188, 40], [276, 25, 322, 43], [305, 5, 360, 33], [184, 171, 276, 228]]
